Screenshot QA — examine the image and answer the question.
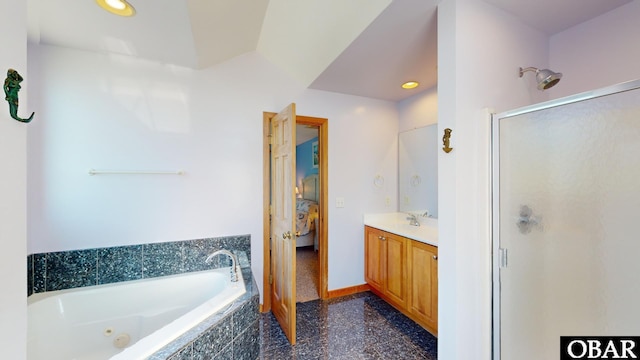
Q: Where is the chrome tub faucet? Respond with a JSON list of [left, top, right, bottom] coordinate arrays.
[[206, 249, 240, 282]]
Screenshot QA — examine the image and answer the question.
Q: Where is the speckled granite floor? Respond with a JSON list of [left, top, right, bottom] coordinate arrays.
[[259, 292, 437, 359]]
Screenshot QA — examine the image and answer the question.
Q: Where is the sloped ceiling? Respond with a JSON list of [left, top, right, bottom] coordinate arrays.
[[257, 0, 392, 87], [26, 0, 635, 102], [188, 0, 271, 69], [309, 0, 439, 101], [27, 0, 393, 86], [28, 0, 200, 67]]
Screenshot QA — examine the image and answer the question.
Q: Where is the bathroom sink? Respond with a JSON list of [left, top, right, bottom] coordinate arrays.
[[388, 223, 438, 244], [363, 212, 438, 246]]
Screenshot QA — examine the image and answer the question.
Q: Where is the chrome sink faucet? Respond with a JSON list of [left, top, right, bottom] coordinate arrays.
[[406, 213, 420, 226], [206, 249, 240, 282]]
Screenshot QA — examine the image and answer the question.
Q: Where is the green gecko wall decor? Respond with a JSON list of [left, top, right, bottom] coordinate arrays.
[[4, 68, 34, 123]]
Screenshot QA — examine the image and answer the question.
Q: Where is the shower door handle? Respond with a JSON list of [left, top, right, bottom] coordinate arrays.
[[517, 205, 541, 234]]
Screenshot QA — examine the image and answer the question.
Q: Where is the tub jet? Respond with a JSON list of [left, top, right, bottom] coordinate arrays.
[[113, 333, 131, 349]]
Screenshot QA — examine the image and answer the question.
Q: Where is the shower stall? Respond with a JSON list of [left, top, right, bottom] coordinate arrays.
[[492, 79, 640, 359]]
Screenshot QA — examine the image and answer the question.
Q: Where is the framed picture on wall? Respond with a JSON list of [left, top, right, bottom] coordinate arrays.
[[312, 141, 319, 168]]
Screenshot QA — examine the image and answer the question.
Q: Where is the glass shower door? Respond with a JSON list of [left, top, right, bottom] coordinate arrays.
[[493, 80, 640, 360]]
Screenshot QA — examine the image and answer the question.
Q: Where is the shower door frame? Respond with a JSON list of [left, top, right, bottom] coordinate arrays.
[[491, 79, 640, 360]]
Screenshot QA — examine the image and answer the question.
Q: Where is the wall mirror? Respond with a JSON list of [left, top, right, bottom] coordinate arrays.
[[398, 124, 438, 218]]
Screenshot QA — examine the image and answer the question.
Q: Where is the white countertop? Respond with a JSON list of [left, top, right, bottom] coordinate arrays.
[[364, 212, 438, 247]]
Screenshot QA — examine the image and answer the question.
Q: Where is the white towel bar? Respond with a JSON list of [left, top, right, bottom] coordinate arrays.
[[88, 169, 185, 176]]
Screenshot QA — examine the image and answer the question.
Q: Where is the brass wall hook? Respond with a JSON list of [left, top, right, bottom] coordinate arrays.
[[443, 128, 453, 153], [4, 68, 34, 123]]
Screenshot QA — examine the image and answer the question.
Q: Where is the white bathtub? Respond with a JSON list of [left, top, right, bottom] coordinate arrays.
[[27, 267, 246, 360]]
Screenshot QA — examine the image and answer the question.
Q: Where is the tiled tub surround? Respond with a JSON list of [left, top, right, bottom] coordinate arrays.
[[27, 235, 258, 359], [152, 267, 260, 360], [27, 235, 251, 296], [28, 267, 256, 359]]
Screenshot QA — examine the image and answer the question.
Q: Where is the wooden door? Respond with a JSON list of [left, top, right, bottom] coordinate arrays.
[[270, 103, 297, 345], [384, 232, 408, 307]]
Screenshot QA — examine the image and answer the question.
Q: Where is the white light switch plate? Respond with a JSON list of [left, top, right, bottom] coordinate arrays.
[[336, 197, 345, 208]]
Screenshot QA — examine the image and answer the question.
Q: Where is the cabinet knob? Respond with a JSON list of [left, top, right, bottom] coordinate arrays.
[[433, 255, 438, 260], [381, 236, 386, 241]]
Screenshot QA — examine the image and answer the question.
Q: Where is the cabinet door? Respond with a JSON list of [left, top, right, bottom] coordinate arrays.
[[384, 232, 407, 307], [408, 241, 438, 333], [364, 226, 384, 291]]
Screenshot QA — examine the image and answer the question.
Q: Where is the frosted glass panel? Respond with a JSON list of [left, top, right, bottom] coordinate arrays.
[[497, 86, 640, 360]]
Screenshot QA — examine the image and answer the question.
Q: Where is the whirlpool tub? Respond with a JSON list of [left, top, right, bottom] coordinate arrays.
[[27, 267, 246, 360]]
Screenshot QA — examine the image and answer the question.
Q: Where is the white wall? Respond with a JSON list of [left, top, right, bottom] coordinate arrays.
[[27, 44, 398, 300], [397, 86, 438, 132], [0, 0, 28, 357], [550, 1, 640, 97], [550, 0, 640, 98], [437, 0, 549, 359]]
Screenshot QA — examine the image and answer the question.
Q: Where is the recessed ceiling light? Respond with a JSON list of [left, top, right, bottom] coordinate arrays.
[[96, 0, 136, 17], [401, 81, 419, 89]]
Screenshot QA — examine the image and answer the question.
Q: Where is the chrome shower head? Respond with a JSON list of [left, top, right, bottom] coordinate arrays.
[[519, 66, 562, 90]]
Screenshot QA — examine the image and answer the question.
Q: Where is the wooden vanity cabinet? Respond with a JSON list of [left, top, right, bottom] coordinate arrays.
[[407, 239, 438, 334], [364, 225, 438, 336], [364, 226, 385, 291], [364, 226, 408, 307]]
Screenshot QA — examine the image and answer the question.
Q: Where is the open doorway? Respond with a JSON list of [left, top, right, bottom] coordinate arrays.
[[294, 122, 320, 302], [262, 111, 328, 313]]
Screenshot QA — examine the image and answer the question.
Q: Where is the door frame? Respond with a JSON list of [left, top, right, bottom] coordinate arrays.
[[262, 111, 329, 312]]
